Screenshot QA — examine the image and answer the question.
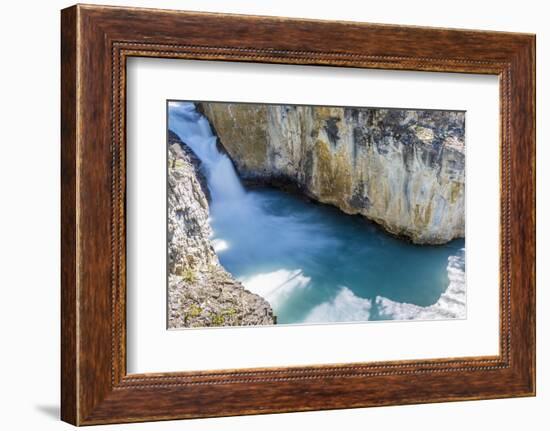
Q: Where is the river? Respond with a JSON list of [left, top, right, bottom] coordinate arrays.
[[168, 101, 465, 325]]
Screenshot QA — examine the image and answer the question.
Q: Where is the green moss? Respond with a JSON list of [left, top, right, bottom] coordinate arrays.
[[211, 314, 225, 326], [172, 159, 186, 169], [209, 308, 239, 327], [224, 308, 237, 318], [181, 268, 197, 283], [183, 303, 203, 324], [187, 304, 202, 318]]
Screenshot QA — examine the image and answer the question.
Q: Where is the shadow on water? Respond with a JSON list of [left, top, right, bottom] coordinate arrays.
[[168, 101, 465, 325]]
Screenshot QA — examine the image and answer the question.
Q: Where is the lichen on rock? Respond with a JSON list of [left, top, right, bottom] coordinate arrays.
[[198, 103, 465, 244], [167, 130, 275, 328]]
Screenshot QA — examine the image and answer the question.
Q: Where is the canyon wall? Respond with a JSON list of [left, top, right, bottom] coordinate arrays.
[[199, 103, 465, 244], [167, 131, 275, 328]]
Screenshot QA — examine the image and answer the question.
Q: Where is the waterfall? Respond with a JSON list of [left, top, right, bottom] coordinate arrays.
[[168, 101, 328, 314], [167, 101, 465, 325], [168, 101, 276, 258], [168, 102, 245, 203]]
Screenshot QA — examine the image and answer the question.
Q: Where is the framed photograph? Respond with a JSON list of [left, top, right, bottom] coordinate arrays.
[[61, 4, 536, 425]]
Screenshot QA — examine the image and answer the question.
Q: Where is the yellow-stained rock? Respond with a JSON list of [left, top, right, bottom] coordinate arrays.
[[199, 103, 465, 244]]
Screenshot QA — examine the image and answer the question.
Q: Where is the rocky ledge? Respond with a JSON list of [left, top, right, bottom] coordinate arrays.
[[167, 130, 275, 328], [199, 103, 465, 244]]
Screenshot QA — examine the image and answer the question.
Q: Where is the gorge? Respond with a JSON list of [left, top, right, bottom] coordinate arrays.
[[199, 102, 466, 244], [167, 101, 466, 328]]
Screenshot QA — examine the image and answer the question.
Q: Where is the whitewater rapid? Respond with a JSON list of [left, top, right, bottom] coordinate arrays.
[[168, 101, 466, 324]]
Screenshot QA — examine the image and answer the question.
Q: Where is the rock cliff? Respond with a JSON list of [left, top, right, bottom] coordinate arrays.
[[199, 103, 465, 244], [167, 130, 275, 328]]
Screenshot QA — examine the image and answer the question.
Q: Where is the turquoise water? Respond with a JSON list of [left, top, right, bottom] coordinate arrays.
[[168, 101, 465, 325], [213, 186, 464, 324]]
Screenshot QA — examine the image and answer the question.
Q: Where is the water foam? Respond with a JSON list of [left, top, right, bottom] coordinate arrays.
[[375, 248, 466, 320], [168, 102, 245, 203], [211, 239, 229, 253], [240, 269, 311, 309], [304, 287, 373, 323], [168, 101, 465, 324]]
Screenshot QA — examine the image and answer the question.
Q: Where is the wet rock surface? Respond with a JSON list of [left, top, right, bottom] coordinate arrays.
[[199, 104, 465, 244]]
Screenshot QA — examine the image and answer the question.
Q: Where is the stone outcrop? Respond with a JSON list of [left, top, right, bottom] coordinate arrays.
[[199, 103, 465, 244], [167, 130, 275, 328]]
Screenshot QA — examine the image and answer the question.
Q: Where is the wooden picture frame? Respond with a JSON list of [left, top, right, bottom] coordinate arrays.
[[61, 4, 536, 425]]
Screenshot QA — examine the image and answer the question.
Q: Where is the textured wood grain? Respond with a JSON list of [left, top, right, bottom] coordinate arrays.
[[60, 6, 78, 425], [60, 4, 536, 425]]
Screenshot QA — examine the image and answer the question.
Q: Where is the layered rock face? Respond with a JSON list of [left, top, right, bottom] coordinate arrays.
[[199, 103, 465, 244], [167, 131, 275, 328]]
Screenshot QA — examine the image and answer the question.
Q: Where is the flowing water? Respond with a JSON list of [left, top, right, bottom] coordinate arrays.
[[168, 101, 465, 325]]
